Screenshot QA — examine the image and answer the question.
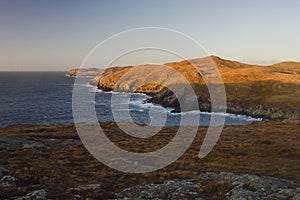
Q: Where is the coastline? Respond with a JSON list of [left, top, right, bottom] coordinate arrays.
[[1, 60, 299, 198], [90, 83, 263, 123], [0, 73, 299, 198], [93, 56, 300, 120]]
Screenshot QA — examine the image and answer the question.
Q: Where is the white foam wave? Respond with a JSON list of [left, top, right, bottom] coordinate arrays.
[[76, 81, 262, 123], [73, 83, 94, 88], [170, 110, 262, 121]]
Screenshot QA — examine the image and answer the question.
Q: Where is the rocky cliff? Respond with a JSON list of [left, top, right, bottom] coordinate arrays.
[[95, 56, 300, 119]]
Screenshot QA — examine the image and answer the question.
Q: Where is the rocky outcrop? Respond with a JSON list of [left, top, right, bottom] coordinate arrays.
[[0, 165, 20, 197], [65, 184, 114, 199], [5, 172, 300, 199], [67, 68, 104, 76], [115, 180, 202, 199], [96, 56, 300, 119], [115, 172, 300, 200], [200, 172, 300, 200]]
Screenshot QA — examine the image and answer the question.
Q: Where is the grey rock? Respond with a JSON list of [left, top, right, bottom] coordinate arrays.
[[23, 142, 44, 149], [0, 168, 17, 188], [115, 172, 300, 199], [0, 166, 9, 179], [0, 137, 82, 150], [15, 189, 47, 200], [1, 175, 18, 183], [27, 189, 47, 200], [0, 137, 37, 149], [291, 193, 300, 200], [115, 179, 202, 199], [203, 172, 300, 200], [72, 184, 102, 191], [226, 186, 260, 200], [0, 175, 18, 188], [42, 138, 82, 149], [0, 166, 9, 174], [67, 183, 114, 199], [0, 181, 12, 188], [198, 172, 219, 180]]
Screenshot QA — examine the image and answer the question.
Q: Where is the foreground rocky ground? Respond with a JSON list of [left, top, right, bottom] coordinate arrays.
[[0, 120, 299, 199]]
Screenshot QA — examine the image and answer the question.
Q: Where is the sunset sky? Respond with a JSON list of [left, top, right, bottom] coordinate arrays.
[[0, 0, 299, 71]]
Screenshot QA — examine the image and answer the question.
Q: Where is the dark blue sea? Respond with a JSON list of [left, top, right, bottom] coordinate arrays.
[[0, 72, 261, 127]]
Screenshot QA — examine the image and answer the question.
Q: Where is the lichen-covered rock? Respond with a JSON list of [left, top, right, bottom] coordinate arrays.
[[225, 186, 260, 200], [66, 184, 114, 199], [115, 180, 202, 199], [114, 172, 300, 199], [71, 183, 102, 191]]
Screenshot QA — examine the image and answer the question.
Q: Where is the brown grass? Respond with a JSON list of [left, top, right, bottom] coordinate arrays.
[[0, 121, 299, 198]]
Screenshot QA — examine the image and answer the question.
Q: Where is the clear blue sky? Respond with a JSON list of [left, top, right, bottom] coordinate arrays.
[[0, 0, 299, 71]]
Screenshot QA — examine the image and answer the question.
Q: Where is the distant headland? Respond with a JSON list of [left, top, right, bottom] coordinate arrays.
[[68, 55, 300, 120]]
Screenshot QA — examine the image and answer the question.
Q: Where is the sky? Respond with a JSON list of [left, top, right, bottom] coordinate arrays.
[[0, 0, 300, 71]]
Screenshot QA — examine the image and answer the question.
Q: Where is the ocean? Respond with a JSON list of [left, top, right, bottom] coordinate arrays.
[[0, 72, 261, 127]]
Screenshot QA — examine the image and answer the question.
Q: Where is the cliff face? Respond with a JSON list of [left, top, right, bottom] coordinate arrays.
[[96, 56, 300, 119]]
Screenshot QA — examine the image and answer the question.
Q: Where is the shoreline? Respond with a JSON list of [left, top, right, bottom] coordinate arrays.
[[70, 69, 300, 121], [92, 56, 300, 120], [89, 79, 264, 121]]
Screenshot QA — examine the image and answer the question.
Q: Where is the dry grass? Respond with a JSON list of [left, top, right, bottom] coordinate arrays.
[[0, 121, 299, 198]]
